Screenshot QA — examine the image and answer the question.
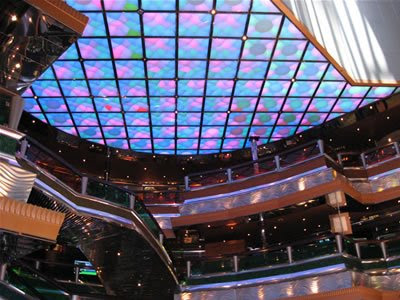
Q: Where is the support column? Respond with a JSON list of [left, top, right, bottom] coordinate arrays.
[[184, 176, 190, 191], [0, 263, 6, 281], [249, 136, 259, 174], [317, 139, 324, 154], [380, 241, 387, 259], [287, 246, 293, 263], [274, 155, 280, 171], [233, 255, 239, 272], [186, 261, 191, 278], [394, 142, 400, 155], [159, 233, 164, 245], [360, 153, 367, 168], [335, 235, 343, 253], [355, 243, 361, 258], [20, 139, 28, 157], [8, 95, 24, 129], [129, 194, 135, 210], [81, 176, 88, 195], [227, 168, 232, 183]]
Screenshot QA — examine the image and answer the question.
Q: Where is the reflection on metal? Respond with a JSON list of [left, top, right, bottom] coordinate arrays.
[[176, 268, 351, 300], [180, 168, 334, 215], [177, 270, 400, 299], [0, 0, 84, 95], [351, 168, 400, 193], [0, 160, 36, 202], [0, 197, 64, 241], [0, 281, 35, 300], [29, 188, 177, 299]]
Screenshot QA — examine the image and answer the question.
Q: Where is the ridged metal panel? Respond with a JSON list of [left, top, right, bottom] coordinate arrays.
[[0, 160, 36, 202]]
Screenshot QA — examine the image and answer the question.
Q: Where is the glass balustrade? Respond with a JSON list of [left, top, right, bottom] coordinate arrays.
[[364, 143, 398, 166]]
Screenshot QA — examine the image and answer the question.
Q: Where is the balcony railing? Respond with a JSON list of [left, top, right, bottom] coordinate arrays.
[[0, 127, 163, 241], [185, 139, 400, 191], [182, 234, 400, 281], [185, 140, 324, 191]]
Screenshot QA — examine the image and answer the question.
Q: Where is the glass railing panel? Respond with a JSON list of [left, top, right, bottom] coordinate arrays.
[[7, 267, 69, 300], [134, 200, 162, 237], [231, 158, 276, 181], [386, 239, 400, 257], [189, 169, 228, 189], [364, 144, 397, 166], [279, 142, 320, 169], [25, 142, 82, 192], [340, 153, 363, 168], [238, 248, 288, 271], [0, 133, 18, 156], [191, 258, 234, 276], [137, 190, 180, 204], [86, 179, 130, 207], [344, 239, 357, 256], [292, 237, 337, 261], [359, 242, 383, 260]]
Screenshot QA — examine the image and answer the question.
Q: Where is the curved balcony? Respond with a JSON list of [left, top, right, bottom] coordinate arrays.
[[0, 126, 178, 298]]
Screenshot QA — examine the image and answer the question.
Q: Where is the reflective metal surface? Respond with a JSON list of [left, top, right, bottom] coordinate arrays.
[[0, 280, 35, 300], [0, 0, 80, 95], [29, 187, 176, 299], [0, 159, 36, 201], [176, 270, 353, 300], [176, 270, 400, 299], [351, 169, 400, 193], [180, 167, 334, 215]]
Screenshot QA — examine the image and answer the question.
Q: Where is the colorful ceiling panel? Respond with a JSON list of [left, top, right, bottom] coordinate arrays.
[[22, 0, 399, 155]]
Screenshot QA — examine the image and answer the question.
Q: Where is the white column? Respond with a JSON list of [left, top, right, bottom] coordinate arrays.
[[8, 95, 24, 129]]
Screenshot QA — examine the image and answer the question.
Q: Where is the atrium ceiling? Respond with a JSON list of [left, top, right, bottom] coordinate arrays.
[[22, 0, 399, 155]]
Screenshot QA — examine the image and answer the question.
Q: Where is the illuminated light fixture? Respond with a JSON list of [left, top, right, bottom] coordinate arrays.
[[369, 106, 373, 109], [207, 225, 210, 228], [242, 35, 247, 41], [211, 9, 216, 15], [387, 116, 390, 120], [329, 212, 352, 235], [291, 78, 296, 83], [357, 128, 360, 131], [303, 228, 307, 231], [302, 218, 306, 221], [28, 17, 32, 23], [138, 283, 141, 287], [144, 167, 147, 171], [82, 159, 86, 162], [15, 63, 21, 69], [11, 15, 17, 21], [58, 150, 62, 153], [32, 120, 35, 124], [388, 138, 392, 142], [117, 252, 121, 256], [247, 233, 250, 236], [273, 226, 277, 229]]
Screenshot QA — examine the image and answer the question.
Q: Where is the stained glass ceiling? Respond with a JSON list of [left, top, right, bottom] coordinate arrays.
[[22, 0, 399, 155]]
